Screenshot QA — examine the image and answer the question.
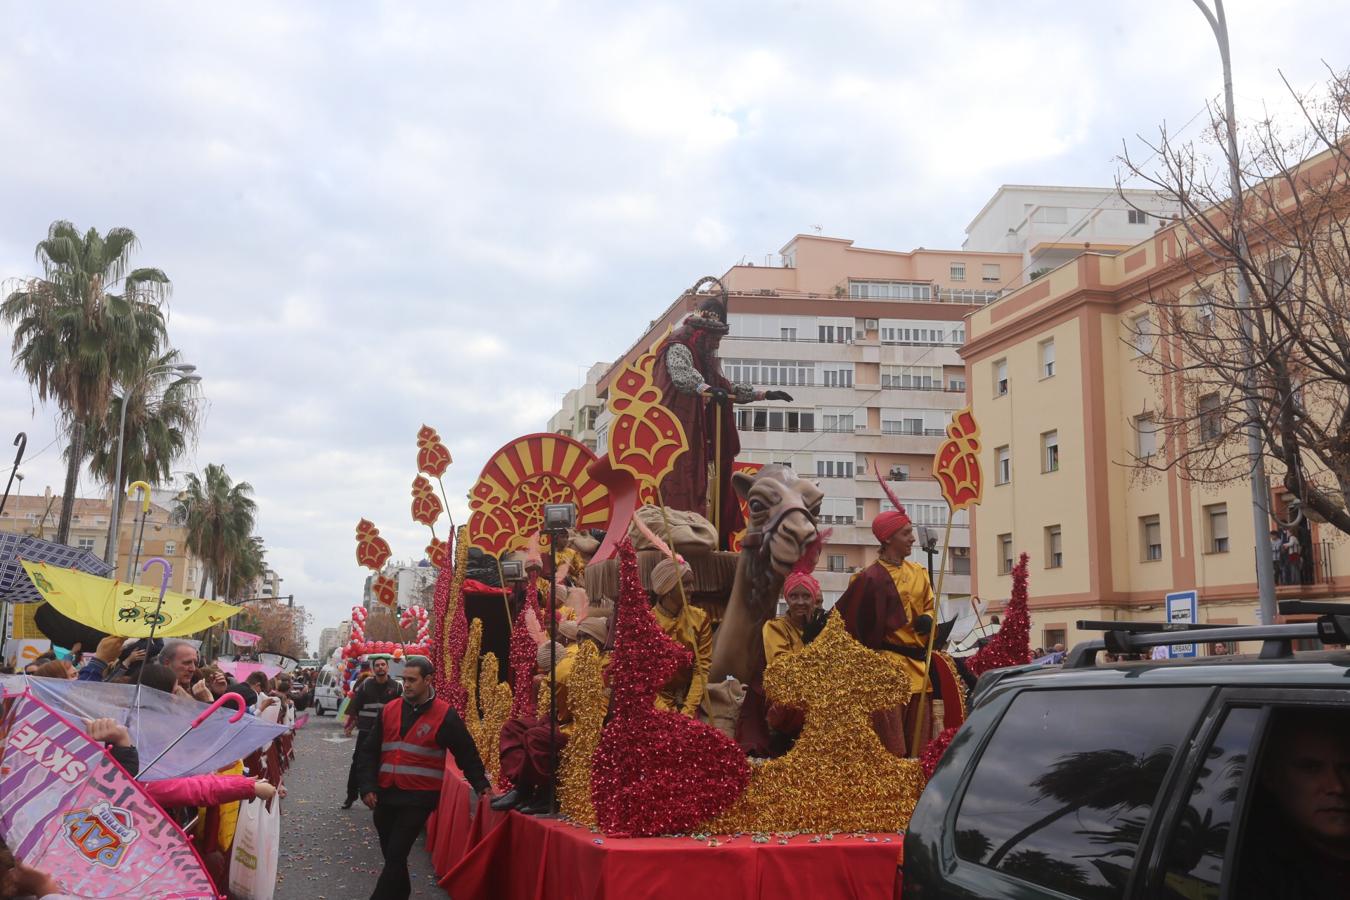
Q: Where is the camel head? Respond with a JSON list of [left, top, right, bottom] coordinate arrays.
[[732, 464, 823, 608]]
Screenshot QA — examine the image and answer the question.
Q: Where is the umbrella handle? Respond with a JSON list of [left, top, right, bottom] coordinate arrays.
[[141, 556, 172, 596], [127, 480, 152, 512], [192, 691, 247, 727]]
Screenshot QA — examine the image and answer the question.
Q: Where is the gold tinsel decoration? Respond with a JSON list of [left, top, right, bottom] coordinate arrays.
[[536, 679, 552, 719], [460, 617, 485, 754], [710, 612, 926, 834], [557, 642, 606, 826], [477, 651, 513, 783]]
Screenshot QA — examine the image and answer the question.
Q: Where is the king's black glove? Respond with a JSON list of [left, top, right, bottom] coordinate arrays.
[[764, 390, 794, 402], [913, 614, 934, 636], [708, 387, 730, 404]]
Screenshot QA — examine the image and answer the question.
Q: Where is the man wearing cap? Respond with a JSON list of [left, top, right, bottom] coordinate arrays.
[[835, 496, 935, 757], [492, 617, 610, 813], [649, 556, 712, 718]]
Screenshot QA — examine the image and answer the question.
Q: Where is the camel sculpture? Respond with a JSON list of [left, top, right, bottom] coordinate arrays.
[[708, 464, 824, 686]]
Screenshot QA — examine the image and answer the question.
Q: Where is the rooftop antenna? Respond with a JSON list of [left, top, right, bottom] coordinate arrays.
[[812, 224, 823, 233]]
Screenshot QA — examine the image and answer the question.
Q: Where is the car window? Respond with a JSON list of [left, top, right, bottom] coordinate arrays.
[[1157, 706, 1262, 899], [953, 687, 1208, 898]]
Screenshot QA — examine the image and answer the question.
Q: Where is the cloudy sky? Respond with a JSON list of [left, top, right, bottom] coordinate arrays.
[[2, 1, 1346, 647]]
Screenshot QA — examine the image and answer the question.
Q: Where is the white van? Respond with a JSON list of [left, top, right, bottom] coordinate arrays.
[[312, 664, 344, 716], [312, 657, 407, 716]]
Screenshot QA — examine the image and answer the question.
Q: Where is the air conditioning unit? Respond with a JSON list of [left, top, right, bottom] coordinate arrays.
[[864, 318, 879, 330]]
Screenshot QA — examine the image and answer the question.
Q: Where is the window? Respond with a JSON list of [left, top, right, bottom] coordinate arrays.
[[827, 554, 847, 573], [950, 262, 966, 281], [1031, 205, 1068, 224], [1136, 414, 1158, 458], [855, 498, 865, 522], [1131, 313, 1156, 356], [1195, 290, 1216, 331], [165, 540, 177, 556], [1039, 339, 1055, 378], [953, 687, 1209, 897], [1041, 431, 1059, 473], [1157, 707, 1263, 894], [780, 327, 797, 341], [1128, 208, 1149, 224], [887, 464, 909, 481], [995, 446, 1011, 485], [819, 498, 855, 525], [724, 358, 814, 387], [1045, 525, 1062, 568], [820, 409, 855, 432], [998, 534, 1013, 574], [1206, 503, 1229, 553], [815, 455, 854, 479], [1198, 393, 1221, 441], [735, 408, 815, 433], [1043, 627, 1066, 649], [982, 263, 1001, 282], [881, 408, 947, 436], [818, 324, 852, 344], [820, 364, 854, 387], [1141, 515, 1162, 561], [76, 537, 96, 551], [849, 281, 932, 300], [881, 365, 941, 390], [948, 377, 966, 392], [993, 359, 1008, 397]]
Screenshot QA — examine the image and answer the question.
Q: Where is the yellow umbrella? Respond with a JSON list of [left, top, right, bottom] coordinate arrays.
[[20, 559, 241, 638]]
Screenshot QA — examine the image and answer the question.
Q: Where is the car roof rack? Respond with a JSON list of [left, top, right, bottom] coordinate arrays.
[[1065, 621, 1323, 669], [1074, 619, 1241, 634]]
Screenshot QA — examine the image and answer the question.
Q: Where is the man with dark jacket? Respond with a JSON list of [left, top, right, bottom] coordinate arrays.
[[357, 656, 488, 900], [343, 656, 402, 808]]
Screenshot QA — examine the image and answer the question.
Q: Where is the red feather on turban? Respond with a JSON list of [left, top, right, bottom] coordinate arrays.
[[871, 462, 911, 543]]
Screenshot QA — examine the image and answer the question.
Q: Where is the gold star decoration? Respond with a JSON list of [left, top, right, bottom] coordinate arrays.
[[710, 612, 926, 834]]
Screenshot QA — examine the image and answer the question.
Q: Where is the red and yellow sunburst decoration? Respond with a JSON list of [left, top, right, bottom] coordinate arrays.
[[606, 350, 689, 506], [727, 460, 764, 551], [467, 433, 611, 556]]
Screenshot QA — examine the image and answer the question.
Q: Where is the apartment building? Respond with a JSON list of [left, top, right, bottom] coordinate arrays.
[[546, 361, 610, 453], [964, 185, 1181, 277], [962, 176, 1350, 650], [0, 492, 206, 595], [594, 234, 1022, 609]]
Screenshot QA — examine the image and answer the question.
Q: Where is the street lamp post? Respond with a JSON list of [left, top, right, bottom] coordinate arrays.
[[1191, 0, 1278, 625], [103, 364, 201, 567]]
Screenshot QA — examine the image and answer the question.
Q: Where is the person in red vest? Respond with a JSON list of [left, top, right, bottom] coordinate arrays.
[[357, 656, 489, 900]]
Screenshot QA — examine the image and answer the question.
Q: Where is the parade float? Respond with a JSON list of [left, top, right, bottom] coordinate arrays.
[[351, 278, 1030, 899]]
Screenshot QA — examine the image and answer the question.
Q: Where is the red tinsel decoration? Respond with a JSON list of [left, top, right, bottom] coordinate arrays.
[[428, 528, 469, 713], [508, 585, 544, 718], [920, 725, 959, 781], [590, 539, 750, 836], [966, 551, 1033, 679]]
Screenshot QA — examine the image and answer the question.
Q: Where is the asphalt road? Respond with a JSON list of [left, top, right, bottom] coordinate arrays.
[[275, 710, 443, 899]]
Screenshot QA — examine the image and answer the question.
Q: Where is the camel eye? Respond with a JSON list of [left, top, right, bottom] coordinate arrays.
[[749, 498, 767, 514]]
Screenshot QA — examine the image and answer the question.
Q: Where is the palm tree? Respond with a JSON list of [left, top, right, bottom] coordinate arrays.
[[71, 348, 200, 560], [2, 221, 170, 543], [175, 464, 257, 599]]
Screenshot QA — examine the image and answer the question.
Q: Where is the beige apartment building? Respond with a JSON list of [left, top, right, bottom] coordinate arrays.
[[962, 170, 1350, 650], [547, 361, 610, 453], [0, 492, 206, 595], [593, 234, 1021, 609]]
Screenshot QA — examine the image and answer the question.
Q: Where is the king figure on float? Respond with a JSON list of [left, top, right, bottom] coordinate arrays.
[[652, 276, 794, 548]]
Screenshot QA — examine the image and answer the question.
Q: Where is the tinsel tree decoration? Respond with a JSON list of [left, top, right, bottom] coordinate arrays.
[[920, 726, 959, 781], [966, 551, 1033, 680], [558, 641, 606, 827], [460, 617, 485, 752], [477, 651, 513, 784], [712, 613, 926, 834], [428, 544, 456, 698], [440, 525, 472, 714], [508, 586, 544, 719], [590, 539, 750, 837]]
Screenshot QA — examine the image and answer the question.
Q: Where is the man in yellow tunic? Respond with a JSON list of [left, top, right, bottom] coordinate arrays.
[[648, 556, 712, 718], [835, 501, 935, 757]]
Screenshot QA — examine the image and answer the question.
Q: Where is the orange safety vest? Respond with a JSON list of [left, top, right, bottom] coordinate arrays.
[[376, 696, 451, 791]]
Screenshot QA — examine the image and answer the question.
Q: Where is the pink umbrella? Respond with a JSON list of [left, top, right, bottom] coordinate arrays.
[[0, 688, 219, 898]]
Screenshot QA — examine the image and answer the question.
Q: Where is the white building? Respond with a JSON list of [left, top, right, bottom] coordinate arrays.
[[547, 362, 610, 453], [363, 561, 436, 611], [317, 625, 342, 661], [592, 234, 1023, 611], [963, 185, 1182, 277]]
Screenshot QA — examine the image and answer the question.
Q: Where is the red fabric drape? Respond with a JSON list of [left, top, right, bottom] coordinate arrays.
[[430, 763, 903, 899]]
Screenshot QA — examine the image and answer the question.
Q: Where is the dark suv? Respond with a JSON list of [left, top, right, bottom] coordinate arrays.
[[903, 611, 1350, 899]]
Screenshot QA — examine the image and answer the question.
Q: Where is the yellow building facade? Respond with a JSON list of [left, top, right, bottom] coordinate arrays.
[[963, 203, 1350, 651]]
